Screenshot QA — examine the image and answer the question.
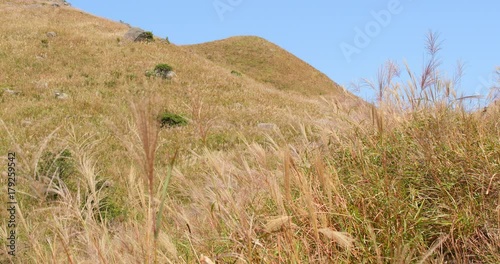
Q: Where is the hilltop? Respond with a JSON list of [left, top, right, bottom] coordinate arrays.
[[185, 36, 343, 96]]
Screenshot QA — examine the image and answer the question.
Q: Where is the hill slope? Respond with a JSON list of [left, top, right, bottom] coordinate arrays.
[[185, 36, 343, 96], [0, 1, 375, 263], [1, 1, 500, 263]]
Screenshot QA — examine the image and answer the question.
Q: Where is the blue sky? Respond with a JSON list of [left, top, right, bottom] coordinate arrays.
[[69, 0, 500, 106]]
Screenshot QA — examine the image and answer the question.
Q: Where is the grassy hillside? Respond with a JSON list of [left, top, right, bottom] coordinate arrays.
[[185, 36, 343, 96], [0, 1, 499, 263]]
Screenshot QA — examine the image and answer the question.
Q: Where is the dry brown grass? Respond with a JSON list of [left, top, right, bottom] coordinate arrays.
[[184, 36, 347, 97], [0, 2, 499, 264]]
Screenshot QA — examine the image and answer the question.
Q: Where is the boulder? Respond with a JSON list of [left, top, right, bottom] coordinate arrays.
[[4, 89, 20, 95], [55, 92, 69, 100], [124, 27, 153, 42], [49, 0, 69, 7], [35, 53, 47, 60], [165, 71, 176, 79], [46, 32, 57, 38], [156, 70, 176, 80]]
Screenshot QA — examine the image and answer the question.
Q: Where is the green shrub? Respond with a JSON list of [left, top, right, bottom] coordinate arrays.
[[41, 39, 49, 48], [158, 111, 188, 128], [231, 70, 242, 76], [154, 63, 173, 73], [153, 64, 175, 79], [143, 31, 154, 41], [135, 31, 154, 42]]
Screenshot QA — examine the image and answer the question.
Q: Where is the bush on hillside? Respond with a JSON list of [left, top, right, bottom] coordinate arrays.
[[147, 63, 175, 79], [154, 63, 173, 73], [158, 111, 188, 128], [231, 70, 242, 76], [136, 31, 154, 42], [41, 39, 49, 48]]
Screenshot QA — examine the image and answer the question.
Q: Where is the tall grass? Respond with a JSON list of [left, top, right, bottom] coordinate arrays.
[[128, 99, 176, 263], [164, 31, 500, 262], [1, 30, 498, 263]]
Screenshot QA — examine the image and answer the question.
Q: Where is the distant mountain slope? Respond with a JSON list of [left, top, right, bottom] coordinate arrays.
[[184, 36, 345, 96], [0, 1, 369, 139]]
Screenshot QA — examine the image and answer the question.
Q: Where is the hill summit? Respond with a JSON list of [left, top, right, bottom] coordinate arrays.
[[185, 36, 344, 96]]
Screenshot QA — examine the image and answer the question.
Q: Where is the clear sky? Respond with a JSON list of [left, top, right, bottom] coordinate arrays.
[[68, 0, 500, 106]]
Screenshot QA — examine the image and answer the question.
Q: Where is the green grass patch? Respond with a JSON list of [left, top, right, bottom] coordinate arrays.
[[158, 111, 188, 128]]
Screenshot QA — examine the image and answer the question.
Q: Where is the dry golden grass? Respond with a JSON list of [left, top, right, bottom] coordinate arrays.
[[184, 36, 345, 97], [0, 2, 499, 264]]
